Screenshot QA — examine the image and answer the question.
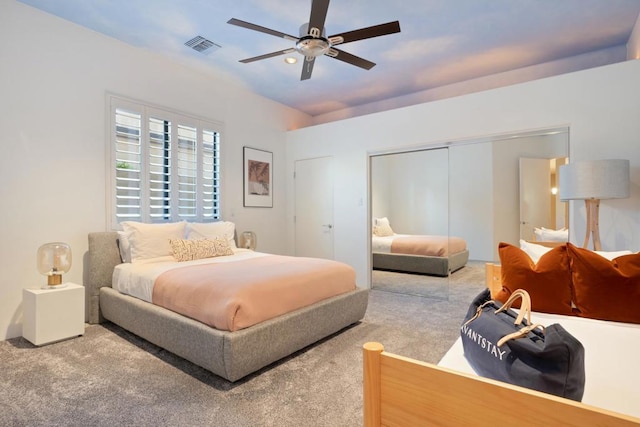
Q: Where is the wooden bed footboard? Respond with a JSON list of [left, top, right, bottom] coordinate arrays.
[[485, 262, 502, 298], [362, 342, 640, 426]]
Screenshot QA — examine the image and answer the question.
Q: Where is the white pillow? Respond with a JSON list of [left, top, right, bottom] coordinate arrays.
[[120, 221, 187, 263], [117, 230, 132, 263], [519, 239, 552, 264], [374, 217, 391, 227], [594, 250, 633, 260], [520, 239, 632, 263], [187, 221, 237, 249], [533, 227, 568, 242]]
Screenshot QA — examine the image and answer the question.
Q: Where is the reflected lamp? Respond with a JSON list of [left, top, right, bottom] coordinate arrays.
[[37, 242, 72, 288], [559, 159, 630, 250]]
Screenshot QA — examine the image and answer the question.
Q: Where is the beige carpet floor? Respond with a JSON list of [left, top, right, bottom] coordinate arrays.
[[0, 262, 486, 427]]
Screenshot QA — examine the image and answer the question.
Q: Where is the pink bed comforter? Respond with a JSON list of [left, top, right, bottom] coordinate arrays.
[[152, 255, 356, 332], [390, 235, 467, 257]]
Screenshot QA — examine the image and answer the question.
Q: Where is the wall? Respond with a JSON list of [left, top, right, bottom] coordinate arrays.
[[371, 149, 449, 236], [286, 60, 640, 288], [0, 1, 310, 340]]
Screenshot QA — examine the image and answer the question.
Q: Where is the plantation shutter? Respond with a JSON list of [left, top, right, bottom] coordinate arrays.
[[110, 96, 222, 228], [114, 108, 143, 221]]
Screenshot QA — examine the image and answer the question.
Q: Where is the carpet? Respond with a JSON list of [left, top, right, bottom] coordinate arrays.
[[371, 260, 485, 300], [0, 262, 487, 427]]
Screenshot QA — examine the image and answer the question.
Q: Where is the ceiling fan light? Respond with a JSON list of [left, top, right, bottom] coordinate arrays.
[[295, 36, 330, 57], [284, 57, 298, 64]]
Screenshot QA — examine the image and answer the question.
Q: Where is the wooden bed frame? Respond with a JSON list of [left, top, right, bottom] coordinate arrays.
[[86, 231, 369, 382], [363, 261, 640, 425], [372, 249, 469, 277], [362, 342, 640, 426]]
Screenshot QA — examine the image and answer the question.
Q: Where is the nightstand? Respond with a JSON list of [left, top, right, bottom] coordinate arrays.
[[23, 283, 85, 346]]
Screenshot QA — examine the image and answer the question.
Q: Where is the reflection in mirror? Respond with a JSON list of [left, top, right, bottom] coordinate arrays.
[[369, 126, 569, 297], [370, 148, 451, 300], [519, 157, 569, 243]]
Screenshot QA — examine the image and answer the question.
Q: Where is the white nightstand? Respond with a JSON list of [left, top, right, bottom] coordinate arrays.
[[23, 282, 85, 346]]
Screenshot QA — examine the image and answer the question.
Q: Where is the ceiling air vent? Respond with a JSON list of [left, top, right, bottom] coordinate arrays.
[[185, 36, 221, 54]]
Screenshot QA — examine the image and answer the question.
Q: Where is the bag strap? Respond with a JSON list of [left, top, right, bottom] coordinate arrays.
[[497, 323, 546, 347], [462, 300, 494, 327], [494, 289, 532, 326]]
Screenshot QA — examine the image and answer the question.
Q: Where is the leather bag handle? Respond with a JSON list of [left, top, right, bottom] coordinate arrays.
[[495, 289, 532, 326]]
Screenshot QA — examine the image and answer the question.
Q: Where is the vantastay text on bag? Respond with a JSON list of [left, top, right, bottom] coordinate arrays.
[[461, 324, 506, 360]]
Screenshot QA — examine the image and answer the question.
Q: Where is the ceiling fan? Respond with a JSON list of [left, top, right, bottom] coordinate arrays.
[[227, 0, 400, 81]]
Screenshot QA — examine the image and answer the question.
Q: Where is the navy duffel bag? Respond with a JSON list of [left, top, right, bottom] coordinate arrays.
[[460, 288, 585, 401]]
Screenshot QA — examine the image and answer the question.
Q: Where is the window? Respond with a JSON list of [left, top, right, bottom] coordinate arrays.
[[109, 96, 221, 228]]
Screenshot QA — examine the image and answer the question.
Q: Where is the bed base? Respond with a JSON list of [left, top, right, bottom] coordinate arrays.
[[363, 342, 640, 426], [372, 249, 469, 276], [87, 231, 368, 382]]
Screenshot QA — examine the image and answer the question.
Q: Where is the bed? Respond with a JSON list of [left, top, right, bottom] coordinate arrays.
[[362, 261, 640, 426], [372, 234, 469, 276], [86, 231, 368, 382], [363, 341, 640, 426]]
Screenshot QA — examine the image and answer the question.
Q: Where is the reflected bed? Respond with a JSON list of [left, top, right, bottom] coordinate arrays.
[[372, 234, 469, 276]]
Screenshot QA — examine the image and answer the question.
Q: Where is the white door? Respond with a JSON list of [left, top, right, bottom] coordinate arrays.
[[519, 158, 552, 240], [294, 157, 334, 259]]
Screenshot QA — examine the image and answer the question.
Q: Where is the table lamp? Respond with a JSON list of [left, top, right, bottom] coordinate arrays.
[[37, 242, 72, 288], [241, 231, 257, 250], [559, 159, 630, 250]]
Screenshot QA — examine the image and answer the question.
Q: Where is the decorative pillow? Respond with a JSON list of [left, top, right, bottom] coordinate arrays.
[[496, 242, 574, 315], [187, 221, 237, 249], [120, 221, 187, 263], [170, 238, 233, 262], [373, 217, 394, 237], [519, 239, 552, 264], [567, 243, 640, 323]]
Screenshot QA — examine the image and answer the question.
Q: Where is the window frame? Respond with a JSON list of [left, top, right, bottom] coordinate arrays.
[[107, 94, 223, 230]]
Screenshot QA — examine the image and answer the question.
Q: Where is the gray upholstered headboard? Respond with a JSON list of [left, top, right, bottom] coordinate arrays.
[[87, 232, 122, 324]]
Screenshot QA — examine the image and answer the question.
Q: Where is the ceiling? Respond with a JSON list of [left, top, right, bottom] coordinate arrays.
[[18, 0, 640, 120]]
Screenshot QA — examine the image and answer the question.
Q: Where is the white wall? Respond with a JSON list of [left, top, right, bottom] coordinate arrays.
[[286, 60, 640, 288], [371, 149, 448, 236], [0, 1, 310, 340]]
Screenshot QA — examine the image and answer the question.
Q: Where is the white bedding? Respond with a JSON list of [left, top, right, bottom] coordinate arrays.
[[112, 249, 267, 303], [439, 311, 640, 418], [371, 234, 410, 253]]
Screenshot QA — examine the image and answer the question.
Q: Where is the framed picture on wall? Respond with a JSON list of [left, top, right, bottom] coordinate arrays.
[[243, 146, 273, 207]]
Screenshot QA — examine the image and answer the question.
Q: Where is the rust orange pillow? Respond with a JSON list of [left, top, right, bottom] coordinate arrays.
[[496, 242, 573, 315], [567, 243, 640, 323]]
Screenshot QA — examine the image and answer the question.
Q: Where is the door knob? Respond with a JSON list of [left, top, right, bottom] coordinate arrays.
[[322, 224, 333, 229]]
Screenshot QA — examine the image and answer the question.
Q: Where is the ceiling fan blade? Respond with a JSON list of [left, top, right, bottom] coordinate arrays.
[[327, 48, 376, 70], [227, 18, 298, 41], [307, 0, 330, 35], [329, 21, 401, 45], [301, 57, 316, 80], [239, 48, 296, 63]]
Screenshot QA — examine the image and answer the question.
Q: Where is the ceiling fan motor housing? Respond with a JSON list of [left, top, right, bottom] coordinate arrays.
[[296, 35, 330, 57]]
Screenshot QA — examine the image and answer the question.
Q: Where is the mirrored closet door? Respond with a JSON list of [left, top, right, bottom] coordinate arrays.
[[370, 147, 450, 300], [369, 126, 569, 300]]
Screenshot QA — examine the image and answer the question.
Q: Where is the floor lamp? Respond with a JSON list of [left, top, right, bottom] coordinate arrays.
[[559, 159, 630, 251]]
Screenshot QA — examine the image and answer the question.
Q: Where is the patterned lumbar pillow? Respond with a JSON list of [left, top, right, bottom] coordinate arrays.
[[170, 237, 233, 262]]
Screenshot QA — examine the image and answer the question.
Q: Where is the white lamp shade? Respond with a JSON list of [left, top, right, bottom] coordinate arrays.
[[559, 159, 630, 201]]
